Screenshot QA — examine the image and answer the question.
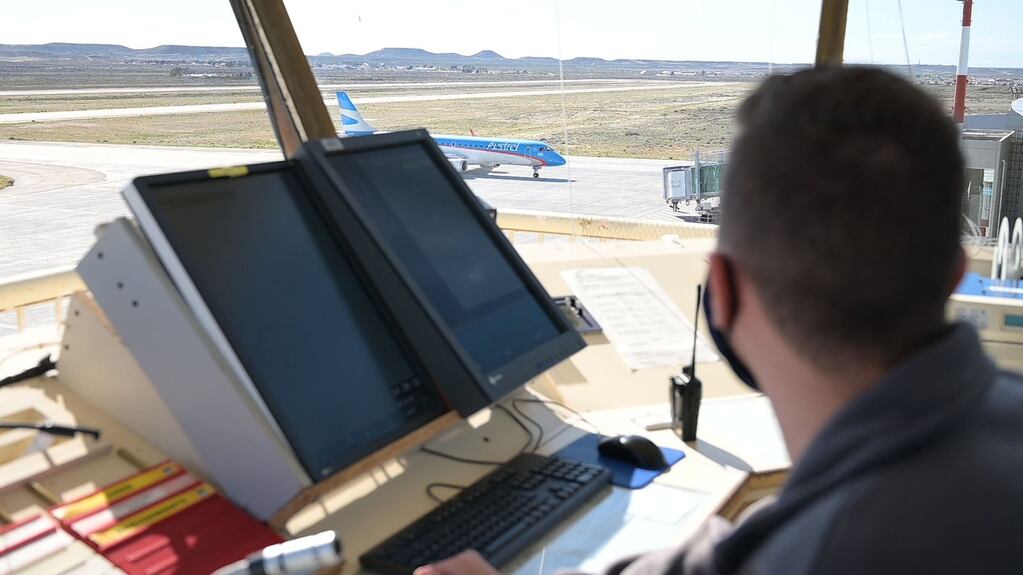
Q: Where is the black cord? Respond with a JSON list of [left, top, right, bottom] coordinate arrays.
[[419, 445, 506, 466], [515, 397, 603, 436], [0, 422, 101, 440], [419, 405, 534, 466], [493, 404, 533, 455], [425, 482, 467, 504], [511, 400, 544, 453], [417, 401, 597, 504], [0, 355, 56, 389]]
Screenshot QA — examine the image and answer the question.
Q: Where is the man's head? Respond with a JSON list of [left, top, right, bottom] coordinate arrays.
[[712, 66, 965, 374]]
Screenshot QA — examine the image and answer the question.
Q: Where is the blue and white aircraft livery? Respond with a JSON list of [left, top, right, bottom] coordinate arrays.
[[336, 92, 566, 178]]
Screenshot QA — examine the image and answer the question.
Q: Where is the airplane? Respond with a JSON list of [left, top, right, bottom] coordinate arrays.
[[336, 91, 567, 178]]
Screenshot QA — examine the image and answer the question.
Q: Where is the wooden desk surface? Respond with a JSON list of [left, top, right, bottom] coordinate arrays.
[[0, 238, 785, 574], [279, 393, 749, 575], [0, 370, 754, 575]]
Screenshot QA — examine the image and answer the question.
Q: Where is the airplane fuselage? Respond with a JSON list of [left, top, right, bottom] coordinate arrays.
[[336, 91, 566, 177], [433, 135, 566, 171]]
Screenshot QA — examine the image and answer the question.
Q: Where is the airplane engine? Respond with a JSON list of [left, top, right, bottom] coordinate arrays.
[[448, 158, 469, 173]]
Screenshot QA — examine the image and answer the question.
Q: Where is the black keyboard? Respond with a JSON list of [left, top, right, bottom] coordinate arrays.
[[361, 453, 612, 575]]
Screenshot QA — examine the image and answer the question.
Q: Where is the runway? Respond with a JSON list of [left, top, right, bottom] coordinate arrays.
[[0, 81, 728, 124], [0, 79, 646, 98], [0, 140, 688, 280]]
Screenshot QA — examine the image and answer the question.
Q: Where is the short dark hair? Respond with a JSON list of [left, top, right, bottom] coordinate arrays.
[[719, 66, 964, 370]]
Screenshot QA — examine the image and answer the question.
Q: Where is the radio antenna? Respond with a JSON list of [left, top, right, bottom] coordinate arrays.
[[672, 283, 705, 442], [689, 285, 701, 376]]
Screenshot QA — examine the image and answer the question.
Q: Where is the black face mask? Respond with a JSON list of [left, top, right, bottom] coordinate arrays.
[[702, 277, 760, 391]]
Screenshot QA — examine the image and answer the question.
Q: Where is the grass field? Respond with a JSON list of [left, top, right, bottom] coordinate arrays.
[[0, 81, 666, 114], [0, 83, 751, 159], [0, 175, 13, 189], [0, 81, 1016, 159]]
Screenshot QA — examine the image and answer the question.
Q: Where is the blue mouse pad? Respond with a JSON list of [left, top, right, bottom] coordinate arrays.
[[554, 433, 685, 489]]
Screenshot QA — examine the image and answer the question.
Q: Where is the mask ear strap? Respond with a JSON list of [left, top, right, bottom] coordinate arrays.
[[720, 259, 739, 324], [703, 261, 759, 391], [708, 257, 740, 331]]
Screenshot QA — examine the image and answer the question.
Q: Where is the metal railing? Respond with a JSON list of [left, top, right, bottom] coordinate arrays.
[[0, 267, 84, 333], [0, 212, 719, 335], [496, 208, 718, 244]]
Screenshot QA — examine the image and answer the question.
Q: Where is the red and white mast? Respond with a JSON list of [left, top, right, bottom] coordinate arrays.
[[953, 0, 974, 125]]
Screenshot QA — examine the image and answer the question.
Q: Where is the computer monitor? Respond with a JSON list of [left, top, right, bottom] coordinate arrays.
[[297, 130, 585, 410], [123, 162, 448, 481]]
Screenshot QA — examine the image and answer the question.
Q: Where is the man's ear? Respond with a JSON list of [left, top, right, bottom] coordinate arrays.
[[946, 247, 967, 298], [708, 253, 737, 330]]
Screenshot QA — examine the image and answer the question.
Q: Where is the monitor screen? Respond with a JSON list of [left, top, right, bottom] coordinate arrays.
[[137, 166, 446, 480], [322, 142, 564, 377]]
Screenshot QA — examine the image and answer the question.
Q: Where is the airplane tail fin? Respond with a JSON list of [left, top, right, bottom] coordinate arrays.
[[336, 91, 377, 136]]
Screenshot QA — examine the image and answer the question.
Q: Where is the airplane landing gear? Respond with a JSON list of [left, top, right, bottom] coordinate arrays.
[[532, 168, 540, 179]]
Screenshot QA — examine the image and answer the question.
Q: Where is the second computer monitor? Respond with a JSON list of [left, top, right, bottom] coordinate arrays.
[[301, 131, 584, 409]]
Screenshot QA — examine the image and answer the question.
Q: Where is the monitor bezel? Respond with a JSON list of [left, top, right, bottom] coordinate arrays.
[[301, 130, 585, 406], [123, 161, 453, 481]]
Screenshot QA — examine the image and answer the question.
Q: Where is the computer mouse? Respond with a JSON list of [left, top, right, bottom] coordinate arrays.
[[597, 435, 669, 470]]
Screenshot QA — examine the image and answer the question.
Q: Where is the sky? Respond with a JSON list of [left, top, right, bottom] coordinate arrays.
[[3, 0, 1022, 68]]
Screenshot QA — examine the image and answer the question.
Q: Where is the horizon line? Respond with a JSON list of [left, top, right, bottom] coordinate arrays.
[[5, 42, 1023, 71]]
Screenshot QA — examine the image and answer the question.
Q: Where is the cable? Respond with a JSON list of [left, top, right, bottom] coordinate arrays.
[[0, 355, 56, 389], [425, 482, 467, 504], [418, 400, 596, 503], [515, 397, 602, 437], [418, 446, 505, 467], [0, 344, 59, 371], [0, 421, 101, 440], [493, 404, 534, 455], [418, 405, 534, 466], [552, 0, 578, 240], [510, 400, 544, 453], [896, 0, 915, 79]]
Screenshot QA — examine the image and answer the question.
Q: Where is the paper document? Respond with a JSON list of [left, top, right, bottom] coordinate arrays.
[[562, 267, 719, 370], [508, 483, 708, 575], [696, 395, 791, 472]]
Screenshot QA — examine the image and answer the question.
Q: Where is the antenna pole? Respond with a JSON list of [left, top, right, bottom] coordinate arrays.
[[671, 283, 704, 442], [953, 0, 974, 125], [691, 285, 701, 371]]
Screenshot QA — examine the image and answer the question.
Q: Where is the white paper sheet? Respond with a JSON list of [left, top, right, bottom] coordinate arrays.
[[695, 396, 791, 472], [562, 267, 718, 370], [508, 483, 708, 575]]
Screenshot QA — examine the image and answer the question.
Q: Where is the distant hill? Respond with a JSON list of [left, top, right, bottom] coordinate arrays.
[[471, 50, 504, 60], [2, 42, 1020, 78], [0, 43, 247, 59], [358, 47, 463, 61], [0, 42, 796, 71], [0, 43, 136, 57], [137, 45, 249, 57]]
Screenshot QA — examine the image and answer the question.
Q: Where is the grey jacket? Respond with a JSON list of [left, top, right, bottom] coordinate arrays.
[[605, 323, 1023, 575]]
